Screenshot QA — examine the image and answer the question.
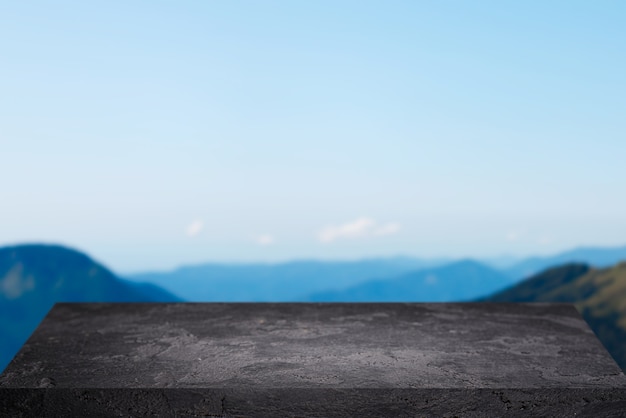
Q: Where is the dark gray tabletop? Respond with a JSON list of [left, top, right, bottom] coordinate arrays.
[[1, 303, 625, 417]]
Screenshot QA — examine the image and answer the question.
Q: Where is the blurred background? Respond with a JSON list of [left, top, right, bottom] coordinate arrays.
[[1, 1, 625, 373]]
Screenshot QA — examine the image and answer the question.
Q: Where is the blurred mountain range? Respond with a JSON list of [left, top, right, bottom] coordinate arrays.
[[127, 245, 626, 301], [1, 243, 625, 374], [128, 257, 448, 302]]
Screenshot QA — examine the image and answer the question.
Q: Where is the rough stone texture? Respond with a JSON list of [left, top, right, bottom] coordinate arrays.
[[1, 302, 625, 417]]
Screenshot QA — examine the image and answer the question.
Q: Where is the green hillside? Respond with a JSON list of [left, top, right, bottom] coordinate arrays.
[[484, 262, 626, 371]]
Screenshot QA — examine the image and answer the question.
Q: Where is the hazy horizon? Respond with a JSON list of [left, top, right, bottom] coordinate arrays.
[[2, 1, 625, 272], [3, 240, 626, 277]]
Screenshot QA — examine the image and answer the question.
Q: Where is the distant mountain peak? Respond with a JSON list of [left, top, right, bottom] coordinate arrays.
[[307, 260, 510, 303]]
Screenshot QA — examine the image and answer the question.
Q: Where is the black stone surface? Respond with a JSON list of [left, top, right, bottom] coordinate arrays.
[[1, 303, 625, 417]]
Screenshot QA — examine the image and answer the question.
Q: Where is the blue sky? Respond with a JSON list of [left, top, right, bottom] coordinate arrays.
[[1, 1, 625, 273]]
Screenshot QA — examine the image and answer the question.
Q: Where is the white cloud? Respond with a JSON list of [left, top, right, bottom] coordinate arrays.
[[538, 235, 553, 245], [374, 222, 401, 236], [318, 217, 375, 243], [318, 217, 401, 243], [506, 232, 519, 242], [506, 230, 526, 242], [256, 234, 275, 246], [186, 220, 204, 237]]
